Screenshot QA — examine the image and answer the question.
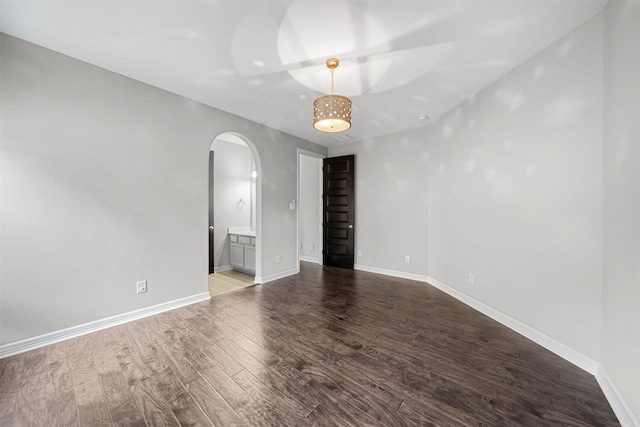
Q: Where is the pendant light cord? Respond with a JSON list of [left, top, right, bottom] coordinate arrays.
[[330, 68, 334, 95]]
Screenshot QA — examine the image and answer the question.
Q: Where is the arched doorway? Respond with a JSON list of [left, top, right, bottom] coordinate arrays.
[[209, 132, 262, 295]]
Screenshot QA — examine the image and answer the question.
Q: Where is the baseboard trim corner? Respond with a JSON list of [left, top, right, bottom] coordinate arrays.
[[0, 292, 210, 359], [596, 364, 639, 426], [300, 255, 320, 263]]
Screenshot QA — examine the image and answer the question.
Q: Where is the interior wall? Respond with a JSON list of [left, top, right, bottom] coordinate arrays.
[[299, 155, 321, 262], [329, 132, 429, 276], [212, 139, 253, 270], [601, 0, 640, 421], [0, 33, 327, 345], [426, 13, 604, 359]]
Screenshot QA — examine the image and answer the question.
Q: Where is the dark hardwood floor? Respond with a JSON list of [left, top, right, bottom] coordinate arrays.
[[0, 262, 619, 426]]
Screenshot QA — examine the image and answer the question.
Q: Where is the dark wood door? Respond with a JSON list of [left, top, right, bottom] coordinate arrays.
[[209, 151, 215, 274], [323, 155, 355, 269]]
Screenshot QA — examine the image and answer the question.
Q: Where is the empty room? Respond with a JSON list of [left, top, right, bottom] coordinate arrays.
[[1, 0, 638, 425]]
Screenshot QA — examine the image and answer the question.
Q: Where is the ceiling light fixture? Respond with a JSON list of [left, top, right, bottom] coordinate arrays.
[[313, 58, 352, 133]]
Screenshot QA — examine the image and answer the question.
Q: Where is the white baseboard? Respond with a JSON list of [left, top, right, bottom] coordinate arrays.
[[0, 292, 210, 359], [426, 276, 599, 374], [261, 267, 299, 284], [300, 255, 320, 263], [596, 364, 639, 426], [214, 265, 232, 273], [355, 264, 430, 283]]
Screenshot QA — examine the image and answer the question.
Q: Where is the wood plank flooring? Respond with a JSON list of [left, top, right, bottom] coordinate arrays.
[[0, 262, 619, 426]]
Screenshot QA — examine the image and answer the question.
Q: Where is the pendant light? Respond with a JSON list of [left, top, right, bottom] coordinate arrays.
[[313, 58, 352, 132]]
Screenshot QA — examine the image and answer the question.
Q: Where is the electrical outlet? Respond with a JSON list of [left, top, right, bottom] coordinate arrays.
[[357, 248, 362, 257], [136, 280, 147, 294], [405, 256, 411, 263], [309, 243, 314, 251], [468, 273, 475, 285], [275, 255, 281, 264]]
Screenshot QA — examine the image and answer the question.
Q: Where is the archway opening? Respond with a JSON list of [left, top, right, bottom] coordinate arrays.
[[208, 132, 262, 297]]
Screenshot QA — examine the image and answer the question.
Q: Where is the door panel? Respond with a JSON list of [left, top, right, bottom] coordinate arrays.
[[323, 155, 355, 269]]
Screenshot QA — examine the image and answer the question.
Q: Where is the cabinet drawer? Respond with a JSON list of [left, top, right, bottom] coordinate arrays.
[[238, 235, 252, 245], [230, 234, 238, 243]]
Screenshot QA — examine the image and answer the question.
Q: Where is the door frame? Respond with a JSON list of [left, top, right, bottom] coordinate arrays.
[[297, 148, 325, 271]]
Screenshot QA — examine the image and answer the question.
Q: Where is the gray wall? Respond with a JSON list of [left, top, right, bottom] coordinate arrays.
[[330, 133, 429, 276], [602, 0, 640, 419], [211, 139, 253, 270], [299, 154, 321, 262], [427, 12, 604, 359], [0, 33, 326, 345]]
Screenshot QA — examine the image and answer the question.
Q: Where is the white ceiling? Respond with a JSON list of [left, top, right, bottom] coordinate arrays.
[[0, 0, 607, 147]]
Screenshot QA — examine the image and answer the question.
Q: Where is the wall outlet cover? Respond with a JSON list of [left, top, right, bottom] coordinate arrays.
[[136, 280, 147, 294]]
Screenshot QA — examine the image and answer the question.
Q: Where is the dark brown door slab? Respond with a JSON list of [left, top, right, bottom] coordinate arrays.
[[323, 154, 355, 269]]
